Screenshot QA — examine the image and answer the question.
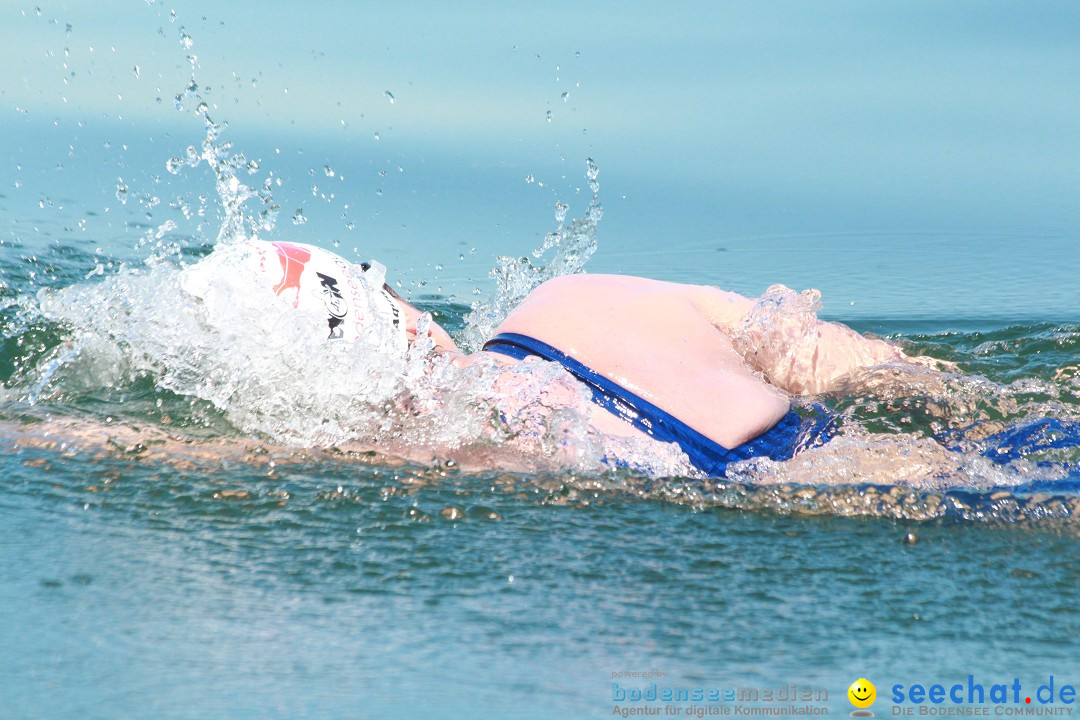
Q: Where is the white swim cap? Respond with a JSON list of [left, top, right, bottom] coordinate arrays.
[[181, 240, 408, 354]]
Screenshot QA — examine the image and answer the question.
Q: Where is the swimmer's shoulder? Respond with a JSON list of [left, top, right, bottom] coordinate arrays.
[[526, 275, 755, 328], [520, 275, 753, 332], [539, 275, 754, 324]]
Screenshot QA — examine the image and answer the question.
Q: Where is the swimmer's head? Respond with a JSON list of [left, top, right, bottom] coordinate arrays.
[[181, 240, 409, 355]]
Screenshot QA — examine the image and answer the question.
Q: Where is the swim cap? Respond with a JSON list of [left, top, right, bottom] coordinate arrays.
[[180, 240, 408, 354]]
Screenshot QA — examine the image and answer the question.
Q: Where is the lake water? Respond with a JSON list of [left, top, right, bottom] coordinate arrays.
[[2, 2, 1079, 718]]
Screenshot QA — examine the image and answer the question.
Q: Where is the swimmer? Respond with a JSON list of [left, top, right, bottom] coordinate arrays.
[[177, 239, 931, 477]]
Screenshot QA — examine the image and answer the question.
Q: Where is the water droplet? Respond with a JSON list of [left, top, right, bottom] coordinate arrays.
[[13, 180, 21, 189], [525, 174, 535, 184], [545, 110, 553, 123], [434, 263, 443, 271], [375, 189, 383, 197], [561, 91, 569, 102], [115, 179, 128, 204], [324, 165, 335, 177], [554, 201, 569, 224], [345, 221, 356, 231], [373, 131, 380, 141], [575, 50, 581, 58], [291, 208, 307, 225], [384, 90, 395, 104], [245, 159, 259, 174], [179, 27, 193, 50], [586, 157, 599, 181], [132, 65, 140, 79]]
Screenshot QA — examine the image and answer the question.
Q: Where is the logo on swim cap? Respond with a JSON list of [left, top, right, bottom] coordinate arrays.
[[315, 271, 348, 339], [271, 242, 311, 308]]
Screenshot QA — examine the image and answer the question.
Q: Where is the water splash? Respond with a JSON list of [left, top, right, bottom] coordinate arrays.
[[728, 284, 828, 393], [153, 27, 279, 258], [20, 249, 650, 472], [460, 158, 602, 352], [32, 263, 399, 443]]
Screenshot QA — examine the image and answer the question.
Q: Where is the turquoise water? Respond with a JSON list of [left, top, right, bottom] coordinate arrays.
[[4, 455, 1079, 719], [3, 2, 1080, 719]]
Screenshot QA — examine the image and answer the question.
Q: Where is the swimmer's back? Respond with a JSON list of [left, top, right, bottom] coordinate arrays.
[[493, 274, 789, 450]]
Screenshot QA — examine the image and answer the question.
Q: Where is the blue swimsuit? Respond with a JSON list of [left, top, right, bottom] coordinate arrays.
[[482, 332, 834, 477]]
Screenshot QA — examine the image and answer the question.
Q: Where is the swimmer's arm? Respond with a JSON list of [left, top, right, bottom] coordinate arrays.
[[786, 321, 904, 394], [741, 316, 905, 395], [693, 286, 937, 395]]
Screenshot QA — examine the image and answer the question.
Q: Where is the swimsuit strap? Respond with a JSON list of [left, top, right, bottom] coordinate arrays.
[[483, 332, 821, 476]]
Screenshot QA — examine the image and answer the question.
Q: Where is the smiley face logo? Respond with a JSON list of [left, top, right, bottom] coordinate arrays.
[[848, 678, 876, 709]]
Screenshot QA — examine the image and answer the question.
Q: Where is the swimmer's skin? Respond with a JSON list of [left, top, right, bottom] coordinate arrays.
[[395, 274, 907, 451]]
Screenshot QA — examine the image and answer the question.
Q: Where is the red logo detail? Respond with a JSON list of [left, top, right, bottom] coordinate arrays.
[[271, 242, 311, 307]]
